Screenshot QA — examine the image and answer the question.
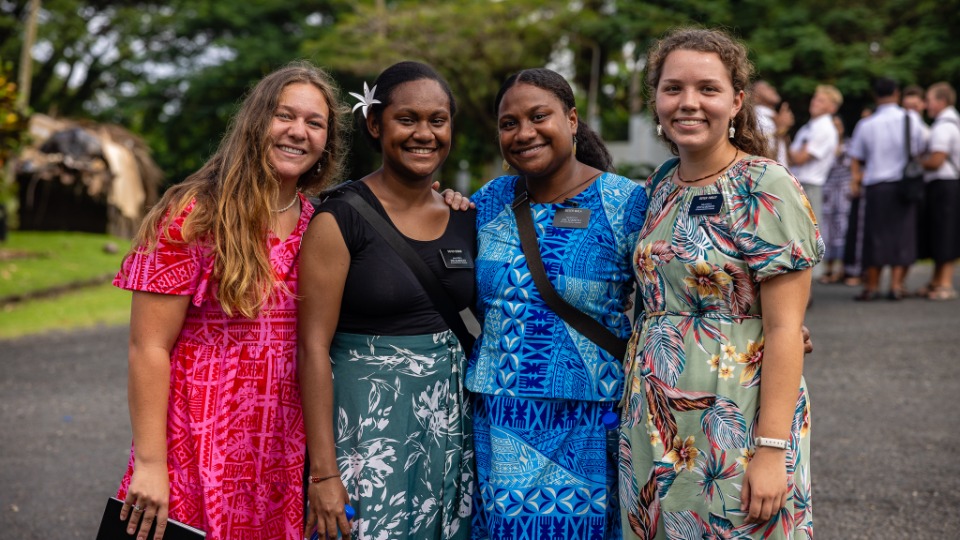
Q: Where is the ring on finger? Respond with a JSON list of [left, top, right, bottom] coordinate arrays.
[[132, 504, 144, 512]]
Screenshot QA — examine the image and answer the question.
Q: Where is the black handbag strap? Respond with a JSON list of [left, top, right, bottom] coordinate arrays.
[[339, 190, 477, 353], [904, 112, 913, 160], [510, 178, 628, 360]]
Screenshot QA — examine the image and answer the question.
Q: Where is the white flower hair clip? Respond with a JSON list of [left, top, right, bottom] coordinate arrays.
[[349, 82, 381, 118]]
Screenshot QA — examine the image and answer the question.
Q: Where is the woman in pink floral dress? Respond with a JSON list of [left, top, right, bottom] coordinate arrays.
[[112, 62, 349, 540]]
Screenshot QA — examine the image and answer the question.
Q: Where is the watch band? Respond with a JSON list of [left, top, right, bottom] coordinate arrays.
[[754, 436, 789, 449]]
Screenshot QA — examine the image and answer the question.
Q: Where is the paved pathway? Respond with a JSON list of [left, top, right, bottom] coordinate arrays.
[[1, 265, 958, 539]]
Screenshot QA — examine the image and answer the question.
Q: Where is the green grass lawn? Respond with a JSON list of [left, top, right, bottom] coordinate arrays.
[[0, 282, 131, 339], [0, 231, 130, 298], [0, 231, 132, 339]]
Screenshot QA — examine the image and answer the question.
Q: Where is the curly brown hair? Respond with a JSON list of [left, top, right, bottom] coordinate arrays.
[[645, 27, 771, 159], [129, 61, 350, 318]]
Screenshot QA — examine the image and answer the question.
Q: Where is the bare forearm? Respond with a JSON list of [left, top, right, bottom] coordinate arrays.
[[299, 349, 340, 477], [128, 345, 171, 466], [787, 146, 811, 166], [922, 152, 946, 170], [756, 326, 804, 440]]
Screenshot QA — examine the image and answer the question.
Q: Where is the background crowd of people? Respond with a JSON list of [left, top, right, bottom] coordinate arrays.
[[757, 77, 960, 301]]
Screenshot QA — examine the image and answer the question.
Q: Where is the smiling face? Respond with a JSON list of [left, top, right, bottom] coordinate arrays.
[[369, 78, 452, 181], [268, 82, 330, 184], [655, 50, 743, 157], [497, 82, 578, 180]]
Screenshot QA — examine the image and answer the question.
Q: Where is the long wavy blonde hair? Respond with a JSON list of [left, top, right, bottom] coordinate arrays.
[[129, 61, 350, 318]]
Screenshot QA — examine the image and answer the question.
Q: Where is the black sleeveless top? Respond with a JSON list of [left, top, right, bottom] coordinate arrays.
[[315, 181, 476, 335]]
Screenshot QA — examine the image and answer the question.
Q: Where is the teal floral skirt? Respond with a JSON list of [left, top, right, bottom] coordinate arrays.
[[330, 331, 474, 539]]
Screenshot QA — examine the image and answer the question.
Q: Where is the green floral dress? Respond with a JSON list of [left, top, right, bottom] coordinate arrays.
[[620, 157, 823, 539]]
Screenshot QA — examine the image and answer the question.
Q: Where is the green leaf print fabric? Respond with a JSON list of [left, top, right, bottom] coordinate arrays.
[[620, 157, 823, 540], [330, 331, 473, 540]]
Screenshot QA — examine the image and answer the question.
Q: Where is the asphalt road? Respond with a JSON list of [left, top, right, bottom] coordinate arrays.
[[1, 265, 958, 539]]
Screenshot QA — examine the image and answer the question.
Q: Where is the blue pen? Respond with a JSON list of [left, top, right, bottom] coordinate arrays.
[[309, 504, 355, 540]]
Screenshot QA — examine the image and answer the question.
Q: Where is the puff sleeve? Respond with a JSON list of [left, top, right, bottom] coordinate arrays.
[[728, 160, 825, 282], [113, 200, 213, 305]]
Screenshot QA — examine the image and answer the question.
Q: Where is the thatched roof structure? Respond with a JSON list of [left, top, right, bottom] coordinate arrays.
[[15, 114, 163, 237]]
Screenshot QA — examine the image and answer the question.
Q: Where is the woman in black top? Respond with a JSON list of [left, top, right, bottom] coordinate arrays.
[[298, 62, 474, 540]]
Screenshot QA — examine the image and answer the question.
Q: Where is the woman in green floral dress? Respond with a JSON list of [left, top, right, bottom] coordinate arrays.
[[620, 29, 823, 539]]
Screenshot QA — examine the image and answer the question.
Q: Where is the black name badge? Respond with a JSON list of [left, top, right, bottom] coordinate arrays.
[[688, 194, 723, 216], [552, 207, 591, 228], [439, 248, 474, 269]]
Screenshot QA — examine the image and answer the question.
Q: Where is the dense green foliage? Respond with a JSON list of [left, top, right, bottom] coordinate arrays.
[[2, 0, 959, 190]]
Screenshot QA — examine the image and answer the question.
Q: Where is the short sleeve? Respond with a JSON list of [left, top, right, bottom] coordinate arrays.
[[616, 179, 648, 263], [729, 160, 824, 282], [847, 121, 867, 162], [929, 120, 960, 154], [473, 175, 516, 230], [113, 200, 210, 301]]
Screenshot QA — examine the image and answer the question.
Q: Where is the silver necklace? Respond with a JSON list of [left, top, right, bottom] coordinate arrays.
[[274, 193, 299, 213]]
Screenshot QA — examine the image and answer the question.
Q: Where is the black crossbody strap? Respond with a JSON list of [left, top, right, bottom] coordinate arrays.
[[340, 190, 477, 353], [510, 178, 628, 360], [904, 113, 913, 160]]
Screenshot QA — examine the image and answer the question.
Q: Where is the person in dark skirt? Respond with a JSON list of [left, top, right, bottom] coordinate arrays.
[[918, 82, 960, 300], [848, 78, 927, 301]]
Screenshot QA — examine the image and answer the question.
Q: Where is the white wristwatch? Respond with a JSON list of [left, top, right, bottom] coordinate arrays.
[[754, 436, 789, 450]]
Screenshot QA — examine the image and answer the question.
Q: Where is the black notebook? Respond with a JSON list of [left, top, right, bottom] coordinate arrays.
[[96, 497, 205, 540]]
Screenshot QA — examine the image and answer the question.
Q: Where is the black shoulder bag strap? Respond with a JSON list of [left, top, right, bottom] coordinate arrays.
[[904, 112, 913, 161], [339, 190, 477, 353], [510, 178, 628, 360]]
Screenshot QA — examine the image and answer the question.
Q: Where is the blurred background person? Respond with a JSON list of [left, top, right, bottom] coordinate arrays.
[[902, 85, 928, 119], [786, 85, 843, 281], [917, 81, 960, 300], [819, 115, 854, 284], [841, 107, 875, 287], [751, 80, 790, 163], [848, 77, 926, 301]]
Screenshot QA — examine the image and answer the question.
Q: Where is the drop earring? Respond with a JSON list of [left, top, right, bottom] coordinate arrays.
[[502, 159, 510, 172], [656, 124, 663, 137], [728, 121, 736, 139]]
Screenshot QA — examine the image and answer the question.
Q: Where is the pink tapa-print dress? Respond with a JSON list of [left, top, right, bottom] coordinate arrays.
[[114, 195, 313, 540]]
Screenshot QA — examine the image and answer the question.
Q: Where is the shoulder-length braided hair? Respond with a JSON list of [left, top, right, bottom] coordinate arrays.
[[645, 27, 771, 159], [129, 60, 350, 318]]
